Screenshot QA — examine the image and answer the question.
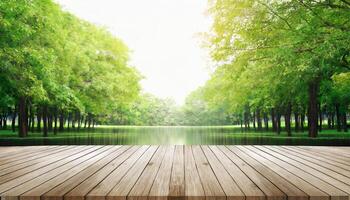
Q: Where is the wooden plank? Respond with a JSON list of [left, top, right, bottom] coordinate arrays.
[[255, 146, 350, 194], [1, 146, 113, 200], [300, 147, 350, 158], [297, 147, 350, 162], [201, 146, 244, 200], [191, 146, 226, 200], [0, 146, 58, 164], [0, 145, 349, 200], [283, 146, 350, 170], [222, 146, 286, 200], [0, 146, 75, 176], [84, 146, 149, 200], [0, 146, 100, 193], [184, 146, 205, 200], [0, 146, 65, 171], [0, 147, 31, 157], [210, 146, 265, 200], [20, 146, 129, 200], [0, 146, 81, 180], [149, 146, 175, 200], [59, 146, 130, 200], [241, 146, 348, 200], [292, 147, 350, 166], [233, 146, 328, 200], [127, 146, 167, 200], [228, 146, 308, 200], [271, 146, 350, 177], [44, 146, 145, 200], [105, 146, 158, 200], [168, 145, 185, 200]]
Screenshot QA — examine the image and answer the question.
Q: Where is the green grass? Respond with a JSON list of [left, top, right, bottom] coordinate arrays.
[[0, 126, 349, 145]]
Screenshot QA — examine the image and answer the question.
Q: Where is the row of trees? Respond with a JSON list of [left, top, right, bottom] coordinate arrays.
[[0, 0, 141, 136], [199, 0, 350, 137]]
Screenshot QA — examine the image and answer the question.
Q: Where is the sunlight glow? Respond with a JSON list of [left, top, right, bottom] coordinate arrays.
[[55, 0, 212, 105]]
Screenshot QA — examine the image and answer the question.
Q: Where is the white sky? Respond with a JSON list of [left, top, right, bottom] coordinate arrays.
[[55, 0, 212, 105]]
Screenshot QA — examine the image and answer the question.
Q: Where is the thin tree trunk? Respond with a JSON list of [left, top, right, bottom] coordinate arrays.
[[37, 106, 42, 132], [48, 109, 53, 132], [88, 113, 92, 129], [3, 111, 7, 130], [12, 105, 16, 132], [276, 111, 281, 135], [301, 113, 305, 132], [18, 97, 27, 137], [308, 81, 319, 138], [72, 112, 76, 129], [263, 112, 269, 131], [294, 112, 299, 132], [327, 112, 332, 129], [84, 115, 88, 129], [257, 109, 262, 131], [285, 103, 292, 136], [54, 108, 58, 135], [77, 112, 81, 132], [343, 113, 348, 132], [318, 104, 322, 132], [67, 113, 71, 131], [336, 103, 341, 132], [0, 114, 2, 129], [252, 112, 256, 131], [59, 110, 65, 132], [28, 106, 32, 132], [271, 108, 277, 132], [43, 105, 48, 137]]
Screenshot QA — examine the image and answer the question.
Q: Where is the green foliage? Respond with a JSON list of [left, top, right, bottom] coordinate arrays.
[[201, 0, 350, 131], [0, 0, 141, 126]]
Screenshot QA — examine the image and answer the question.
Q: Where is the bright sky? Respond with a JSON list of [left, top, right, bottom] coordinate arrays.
[[56, 0, 212, 105]]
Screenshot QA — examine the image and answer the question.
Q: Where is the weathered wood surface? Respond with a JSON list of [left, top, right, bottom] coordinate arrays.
[[0, 146, 350, 200]]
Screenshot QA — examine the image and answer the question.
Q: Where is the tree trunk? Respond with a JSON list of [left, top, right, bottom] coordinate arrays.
[[67, 112, 71, 131], [308, 81, 319, 137], [271, 108, 277, 132], [88, 113, 92, 129], [336, 103, 341, 132], [343, 113, 348, 132], [26, 103, 29, 133], [77, 112, 81, 132], [263, 112, 269, 131], [48, 109, 53, 132], [42, 105, 48, 137], [12, 105, 16, 132], [294, 112, 299, 132], [59, 110, 64, 132], [285, 103, 292, 136], [37, 106, 42, 132], [327, 112, 332, 129], [54, 108, 58, 135], [256, 109, 262, 131], [3, 112, 7, 130], [301, 113, 305, 132], [318, 104, 322, 132], [252, 112, 256, 131], [84, 116, 88, 129], [30, 109, 35, 132], [276, 112, 281, 135], [18, 97, 28, 137], [72, 112, 76, 129], [28, 106, 33, 132], [0, 114, 2, 129]]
